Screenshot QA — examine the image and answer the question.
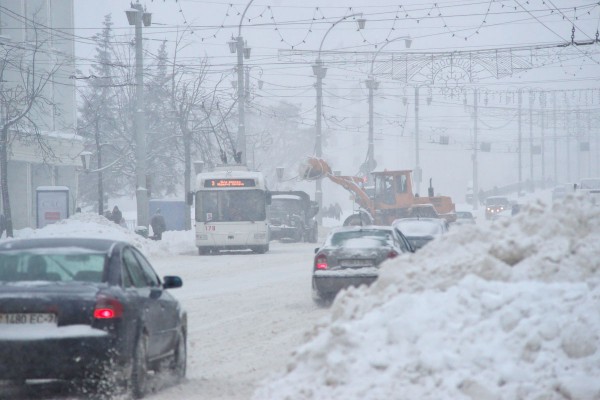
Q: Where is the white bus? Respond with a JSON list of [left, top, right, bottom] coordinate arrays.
[[191, 166, 270, 255]]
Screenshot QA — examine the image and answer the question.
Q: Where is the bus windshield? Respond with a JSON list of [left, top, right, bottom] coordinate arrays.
[[196, 190, 266, 222]]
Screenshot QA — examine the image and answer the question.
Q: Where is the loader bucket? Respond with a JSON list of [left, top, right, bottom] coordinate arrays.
[[298, 157, 332, 180]]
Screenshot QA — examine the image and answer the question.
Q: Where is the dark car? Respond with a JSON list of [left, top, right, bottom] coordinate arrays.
[[392, 217, 448, 250], [268, 191, 319, 243], [311, 226, 412, 306], [0, 238, 186, 398], [453, 210, 476, 226]]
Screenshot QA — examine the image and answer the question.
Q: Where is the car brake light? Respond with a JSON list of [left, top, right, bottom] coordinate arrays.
[[388, 250, 398, 259], [315, 255, 328, 270], [94, 295, 124, 319]]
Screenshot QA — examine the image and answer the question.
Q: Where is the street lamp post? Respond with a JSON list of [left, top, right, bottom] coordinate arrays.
[[365, 36, 412, 182], [126, 1, 151, 228], [313, 14, 366, 223], [228, 0, 254, 165]]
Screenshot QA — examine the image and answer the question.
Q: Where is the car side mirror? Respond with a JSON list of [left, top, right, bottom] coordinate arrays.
[[186, 192, 194, 206], [163, 275, 183, 289], [314, 247, 319, 254]]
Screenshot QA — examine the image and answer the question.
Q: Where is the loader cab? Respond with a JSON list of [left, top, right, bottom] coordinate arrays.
[[373, 171, 412, 206]]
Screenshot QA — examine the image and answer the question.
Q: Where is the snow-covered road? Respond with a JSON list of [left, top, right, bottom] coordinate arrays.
[[148, 242, 329, 400]]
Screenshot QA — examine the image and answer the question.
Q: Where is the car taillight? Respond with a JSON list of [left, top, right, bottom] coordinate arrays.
[[388, 250, 398, 259], [94, 295, 124, 319], [315, 255, 328, 270]]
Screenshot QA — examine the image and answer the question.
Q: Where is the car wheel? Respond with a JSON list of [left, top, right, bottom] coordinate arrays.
[[132, 334, 150, 399], [198, 247, 207, 255], [253, 244, 269, 254], [170, 329, 187, 383], [311, 278, 332, 307]]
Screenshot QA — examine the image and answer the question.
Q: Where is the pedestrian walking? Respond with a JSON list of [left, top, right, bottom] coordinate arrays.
[[150, 209, 167, 240], [111, 206, 123, 225]]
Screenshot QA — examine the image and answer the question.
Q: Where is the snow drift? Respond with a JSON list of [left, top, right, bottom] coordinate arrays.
[[13, 212, 196, 258], [254, 195, 600, 400]]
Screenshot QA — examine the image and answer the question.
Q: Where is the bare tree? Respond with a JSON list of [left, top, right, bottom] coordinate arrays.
[[0, 28, 64, 237]]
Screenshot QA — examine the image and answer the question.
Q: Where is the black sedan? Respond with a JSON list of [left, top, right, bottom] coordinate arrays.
[[0, 237, 186, 398], [311, 226, 412, 306]]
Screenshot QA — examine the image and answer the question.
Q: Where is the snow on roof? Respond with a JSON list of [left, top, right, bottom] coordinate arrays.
[[272, 195, 303, 200], [254, 193, 600, 399]]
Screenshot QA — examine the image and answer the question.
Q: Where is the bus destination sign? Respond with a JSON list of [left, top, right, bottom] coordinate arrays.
[[204, 179, 256, 188]]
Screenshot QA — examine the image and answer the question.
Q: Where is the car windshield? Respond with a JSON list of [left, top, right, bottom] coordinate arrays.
[[395, 220, 444, 237], [456, 211, 473, 219], [269, 199, 303, 215], [328, 229, 393, 248], [0, 248, 106, 283]]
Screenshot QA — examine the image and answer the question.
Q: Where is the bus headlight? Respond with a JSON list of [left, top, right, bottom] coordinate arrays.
[[198, 234, 208, 240], [254, 233, 266, 239]]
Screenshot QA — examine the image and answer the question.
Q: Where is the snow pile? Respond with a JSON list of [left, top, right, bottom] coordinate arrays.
[[13, 212, 196, 258], [254, 195, 600, 400]]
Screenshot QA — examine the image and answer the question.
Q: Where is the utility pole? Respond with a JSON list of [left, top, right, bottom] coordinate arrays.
[[566, 106, 571, 183], [587, 110, 592, 177], [472, 88, 479, 211], [414, 86, 421, 195], [126, 2, 151, 229], [529, 90, 534, 191], [365, 77, 377, 179], [365, 35, 411, 183], [553, 92, 557, 184], [540, 92, 546, 187], [227, 0, 254, 165], [314, 59, 324, 224], [312, 14, 365, 224], [518, 89, 522, 195], [576, 109, 581, 181], [236, 36, 246, 164]]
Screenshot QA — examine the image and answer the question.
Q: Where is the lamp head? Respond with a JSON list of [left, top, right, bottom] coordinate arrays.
[[125, 9, 138, 26], [356, 18, 366, 30], [80, 151, 93, 172], [142, 12, 152, 27], [227, 39, 236, 54]]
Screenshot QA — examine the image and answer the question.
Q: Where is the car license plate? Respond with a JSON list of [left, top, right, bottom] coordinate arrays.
[[0, 313, 57, 325], [340, 259, 373, 268]]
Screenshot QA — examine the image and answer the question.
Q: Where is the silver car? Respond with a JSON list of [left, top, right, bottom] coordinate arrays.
[[311, 226, 412, 306], [392, 217, 448, 250]]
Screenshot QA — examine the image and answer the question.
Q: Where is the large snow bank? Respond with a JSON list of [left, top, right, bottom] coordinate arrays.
[[254, 195, 600, 400], [13, 212, 196, 258]]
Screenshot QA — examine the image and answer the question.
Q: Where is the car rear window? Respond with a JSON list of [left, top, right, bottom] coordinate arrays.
[[0, 248, 106, 283], [329, 230, 393, 248]]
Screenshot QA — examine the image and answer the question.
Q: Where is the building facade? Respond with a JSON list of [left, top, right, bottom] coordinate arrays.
[[0, 0, 81, 230]]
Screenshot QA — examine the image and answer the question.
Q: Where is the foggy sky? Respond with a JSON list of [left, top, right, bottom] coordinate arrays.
[[73, 0, 600, 205]]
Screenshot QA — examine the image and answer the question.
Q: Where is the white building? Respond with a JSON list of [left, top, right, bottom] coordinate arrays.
[[0, 0, 82, 230]]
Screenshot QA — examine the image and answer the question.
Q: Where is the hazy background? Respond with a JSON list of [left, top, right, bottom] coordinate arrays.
[[73, 0, 600, 208]]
